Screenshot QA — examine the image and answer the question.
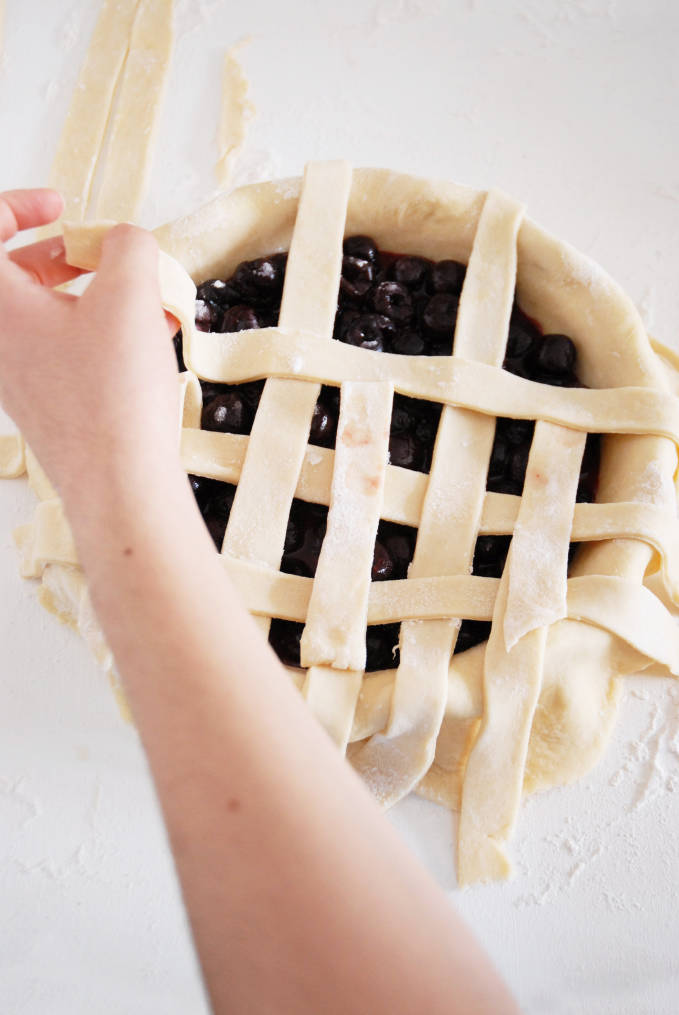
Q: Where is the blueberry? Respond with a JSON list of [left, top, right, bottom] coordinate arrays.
[[391, 256, 430, 288], [371, 541, 394, 581], [505, 322, 535, 361], [365, 624, 400, 671], [487, 433, 510, 483], [344, 313, 391, 352], [201, 392, 249, 434], [196, 278, 231, 306], [423, 293, 458, 335], [455, 620, 492, 654], [173, 331, 186, 371], [232, 255, 287, 303], [532, 334, 576, 376], [309, 399, 338, 447], [429, 260, 466, 295], [220, 306, 262, 332], [340, 256, 374, 300], [392, 329, 425, 355], [195, 299, 221, 333], [391, 402, 413, 433], [269, 620, 303, 667], [503, 418, 534, 447], [372, 281, 413, 324], [384, 534, 414, 578], [389, 432, 421, 470], [510, 444, 530, 486], [343, 235, 379, 264]]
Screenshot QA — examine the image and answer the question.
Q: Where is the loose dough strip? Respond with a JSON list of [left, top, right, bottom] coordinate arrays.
[[39, 0, 141, 237], [352, 190, 525, 806], [94, 0, 175, 220], [503, 422, 585, 648], [459, 418, 585, 883], [458, 566, 547, 885], [215, 40, 255, 188]]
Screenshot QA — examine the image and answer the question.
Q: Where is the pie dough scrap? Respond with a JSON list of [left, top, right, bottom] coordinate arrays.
[[94, 0, 174, 221], [216, 39, 255, 188], [38, 0, 141, 237], [7, 164, 679, 885]]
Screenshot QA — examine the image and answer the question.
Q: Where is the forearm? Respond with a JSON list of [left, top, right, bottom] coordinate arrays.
[[65, 464, 518, 1015]]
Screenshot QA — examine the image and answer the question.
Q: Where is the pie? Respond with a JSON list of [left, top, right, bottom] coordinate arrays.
[[4, 161, 679, 885]]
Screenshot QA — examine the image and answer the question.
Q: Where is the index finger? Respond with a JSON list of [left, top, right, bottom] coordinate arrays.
[[9, 236, 85, 289], [0, 189, 64, 244]]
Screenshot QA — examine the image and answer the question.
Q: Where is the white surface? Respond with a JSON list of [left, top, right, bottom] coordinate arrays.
[[1, 1, 679, 1012]]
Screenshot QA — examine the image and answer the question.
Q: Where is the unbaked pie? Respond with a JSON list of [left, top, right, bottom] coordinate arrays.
[[5, 161, 679, 884]]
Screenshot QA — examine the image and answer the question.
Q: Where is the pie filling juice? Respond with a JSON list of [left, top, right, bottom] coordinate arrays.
[[174, 237, 600, 671]]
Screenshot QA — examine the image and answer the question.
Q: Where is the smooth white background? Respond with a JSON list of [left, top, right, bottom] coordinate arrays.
[[1, 1, 679, 1012]]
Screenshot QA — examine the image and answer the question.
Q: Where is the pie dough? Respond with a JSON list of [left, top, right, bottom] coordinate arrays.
[[5, 162, 679, 885]]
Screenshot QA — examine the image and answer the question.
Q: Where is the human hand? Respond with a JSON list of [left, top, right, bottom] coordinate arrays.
[[0, 189, 182, 512]]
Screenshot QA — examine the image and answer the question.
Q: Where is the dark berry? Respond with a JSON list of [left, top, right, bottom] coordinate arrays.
[[372, 281, 413, 324], [473, 535, 511, 578], [201, 392, 249, 434], [456, 620, 492, 654], [423, 293, 458, 335], [195, 299, 220, 333], [532, 334, 576, 376], [309, 399, 337, 447], [232, 255, 286, 303], [173, 331, 186, 371], [269, 620, 303, 668], [343, 313, 395, 352], [389, 432, 421, 470], [238, 381, 265, 411], [196, 278, 231, 306], [503, 418, 535, 446], [220, 305, 262, 332], [392, 330, 425, 355], [510, 444, 530, 486], [340, 256, 374, 300], [343, 235, 379, 264], [429, 260, 465, 295], [366, 624, 400, 671], [391, 256, 430, 288], [371, 541, 394, 581], [391, 402, 413, 433], [487, 433, 510, 483], [505, 322, 535, 361]]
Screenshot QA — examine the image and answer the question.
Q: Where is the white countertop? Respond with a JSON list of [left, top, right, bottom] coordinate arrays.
[[1, 1, 679, 1012]]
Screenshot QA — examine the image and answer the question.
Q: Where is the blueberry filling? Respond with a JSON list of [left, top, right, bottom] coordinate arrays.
[[182, 239, 600, 668]]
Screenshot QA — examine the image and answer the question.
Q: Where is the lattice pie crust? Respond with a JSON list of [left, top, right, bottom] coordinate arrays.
[[3, 162, 679, 884]]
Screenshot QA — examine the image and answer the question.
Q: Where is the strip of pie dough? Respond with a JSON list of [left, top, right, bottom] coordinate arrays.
[[459, 415, 586, 883], [39, 0, 141, 237], [301, 381, 392, 671], [215, 40, 255, 188], [351, 190, 526, 806], [503, 421, 585, 649], [196, 327, 679, 443], [301, 381, 392, 748], [220, 161, 352, 645], [458, 565, 548, 885], [179, 427, 679, 601], [94, 0, 174, 221]]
